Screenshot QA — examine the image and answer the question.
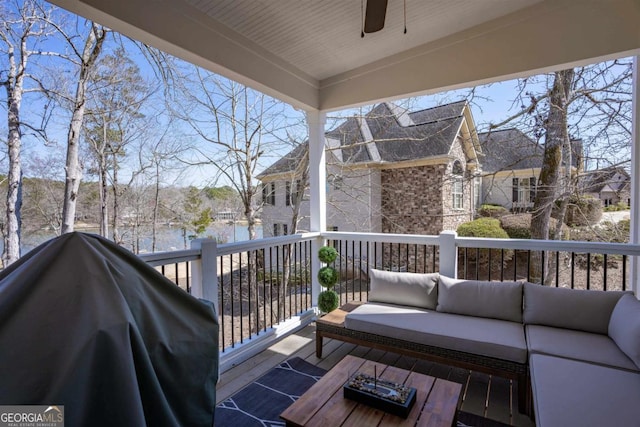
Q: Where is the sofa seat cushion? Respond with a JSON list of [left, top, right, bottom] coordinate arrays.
[[530, 354, 640, 427], [526, 325, 638, 371], [344, 303, 527, 363]]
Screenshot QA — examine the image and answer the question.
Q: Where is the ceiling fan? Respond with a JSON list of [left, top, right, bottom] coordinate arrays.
[[362, 0, 406, 36], [363, 0, 389, 34]]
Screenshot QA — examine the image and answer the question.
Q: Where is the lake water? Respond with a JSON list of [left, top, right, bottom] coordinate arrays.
[[17, 222, 263, 256]]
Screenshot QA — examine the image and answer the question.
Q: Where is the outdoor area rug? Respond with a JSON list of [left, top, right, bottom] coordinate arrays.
[[215, 357, 511, 426]]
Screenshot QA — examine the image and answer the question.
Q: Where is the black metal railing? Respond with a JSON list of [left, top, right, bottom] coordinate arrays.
[[158, 261, 192, 293], [326, 234, 440, 305], [217, 237, 314, 352], [456, 239, 638, 291]]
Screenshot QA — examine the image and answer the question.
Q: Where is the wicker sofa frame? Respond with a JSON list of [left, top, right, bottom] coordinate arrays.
[[315, 302, 530, 414]]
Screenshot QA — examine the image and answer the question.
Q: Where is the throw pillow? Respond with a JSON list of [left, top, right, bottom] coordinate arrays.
[[609, 293, 640, 368], [368, 269, 438, 310], [436, 275, 524, 323], [523, 283, 629, 334]]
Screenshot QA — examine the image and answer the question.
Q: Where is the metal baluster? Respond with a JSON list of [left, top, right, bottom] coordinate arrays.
[[230, 253, 235, 347], [571, 252, 576, 289], [586, 254, 591, 290]]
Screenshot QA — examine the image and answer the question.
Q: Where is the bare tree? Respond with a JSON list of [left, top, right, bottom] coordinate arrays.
[[83, 47, 151, 242], [530, 69, 575, 243], [485, 60, 632, 282], [0, 0, 57, 266], [58, 20, 107, 234], [171, 67, 294, 240]]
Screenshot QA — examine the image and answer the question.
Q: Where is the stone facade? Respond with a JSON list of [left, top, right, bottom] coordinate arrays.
[[381, 164, 446, 235], [381, 138, 474, 236]]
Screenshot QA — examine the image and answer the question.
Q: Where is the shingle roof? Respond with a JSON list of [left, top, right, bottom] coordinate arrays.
[[259, 101, 468, 178], [579, 166, 630, 193], [369, 102, 466, 162], [257, 142, 308, 178], [478, 129, 543, 173], [479, 129, 583, 173]]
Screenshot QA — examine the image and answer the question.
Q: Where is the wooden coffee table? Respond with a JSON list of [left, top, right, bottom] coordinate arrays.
[[280, 355, 462, 427]]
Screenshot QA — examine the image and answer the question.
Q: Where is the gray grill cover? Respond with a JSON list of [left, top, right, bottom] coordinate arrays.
[[0, 232, 218, 426]]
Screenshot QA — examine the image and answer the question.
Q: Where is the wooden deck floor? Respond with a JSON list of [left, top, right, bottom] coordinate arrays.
[[217, 324, 535, 427]]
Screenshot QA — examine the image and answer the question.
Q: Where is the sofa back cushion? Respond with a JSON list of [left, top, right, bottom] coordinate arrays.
[[609, 294, 640, 368], [368, 269, 439, 310], [523, 283, 629, 334], [436, 275, 524, 323]]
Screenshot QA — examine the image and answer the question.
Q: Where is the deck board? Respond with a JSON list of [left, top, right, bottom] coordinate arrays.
[[217, 324, 535, 426]]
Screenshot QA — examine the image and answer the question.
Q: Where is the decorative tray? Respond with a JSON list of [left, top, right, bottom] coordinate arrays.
[[343, 372, 416, 418]]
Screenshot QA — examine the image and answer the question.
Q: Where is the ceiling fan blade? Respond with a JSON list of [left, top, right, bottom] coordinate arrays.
[[364, 0, 388, 34]]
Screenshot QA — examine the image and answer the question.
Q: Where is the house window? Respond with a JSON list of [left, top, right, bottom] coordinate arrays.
[[512, 177, 536, 204], [285, 181, 291, 206], [262, 182, 275, 205], [452, 161, 464, 210], [273, 223, 287, 236]]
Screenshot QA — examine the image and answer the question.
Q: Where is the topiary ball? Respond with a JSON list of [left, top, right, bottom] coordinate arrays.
[[318, 266, 338, 288], [318, 289, 339, 313], [318, 246, 338, 264]]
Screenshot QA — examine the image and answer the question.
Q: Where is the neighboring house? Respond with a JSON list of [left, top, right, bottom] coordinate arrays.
[[579, 166, 631, 208], [258, 101, 482, 237], [479, 128, 583, 212]]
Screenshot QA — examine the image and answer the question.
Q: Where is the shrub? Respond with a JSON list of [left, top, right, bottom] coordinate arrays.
[[500, 214, 567, 240], [457, 218, 511, 273], [317, 266, 338, 288], [570, 219, 629, 244], [500, 214, 532, 239], [564, 196, 602, 226], [318, 290, 339, 313], [478, 204, 509, 218], [604, 201, 630, 212], [457, 218, 509, 239], [318, 246, 338, 264]]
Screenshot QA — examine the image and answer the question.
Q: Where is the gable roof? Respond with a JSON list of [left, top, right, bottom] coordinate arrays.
[[478, 129, 543, 173], [259, 101, 470, 178], [258, 142, 309, 178], [579, 166, 631, 194], [479, 128, 583, 174]]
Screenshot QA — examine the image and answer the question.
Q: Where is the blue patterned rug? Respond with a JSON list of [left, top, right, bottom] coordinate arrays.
[[215, 357, 326, 426], [215, 357, 511, 427]]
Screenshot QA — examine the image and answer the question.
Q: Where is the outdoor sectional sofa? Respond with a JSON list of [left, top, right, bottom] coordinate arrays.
[[315, 269, 640, 426]]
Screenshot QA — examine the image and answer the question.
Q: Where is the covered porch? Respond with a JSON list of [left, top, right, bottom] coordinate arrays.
[[41, 0, 640, 425], [51, 0, 640, 297]]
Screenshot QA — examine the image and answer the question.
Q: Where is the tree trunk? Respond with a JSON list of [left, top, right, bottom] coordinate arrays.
[[530, 69, 574, 282], [99, 159, 109, 237], [152, 162, 160, 252], [3, 89, 23, 266], [61, 24, 106, 234], [111, 152, 121, 244]]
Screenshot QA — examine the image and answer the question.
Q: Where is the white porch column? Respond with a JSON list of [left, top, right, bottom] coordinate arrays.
[[439, 231, 458, 278], [307, 110, 327, 307], [190, 238, 219, 316], [630, 56, 640, 296]]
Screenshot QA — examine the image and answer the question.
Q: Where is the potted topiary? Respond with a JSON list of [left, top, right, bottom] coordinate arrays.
[[317, 245, 339, 313]]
